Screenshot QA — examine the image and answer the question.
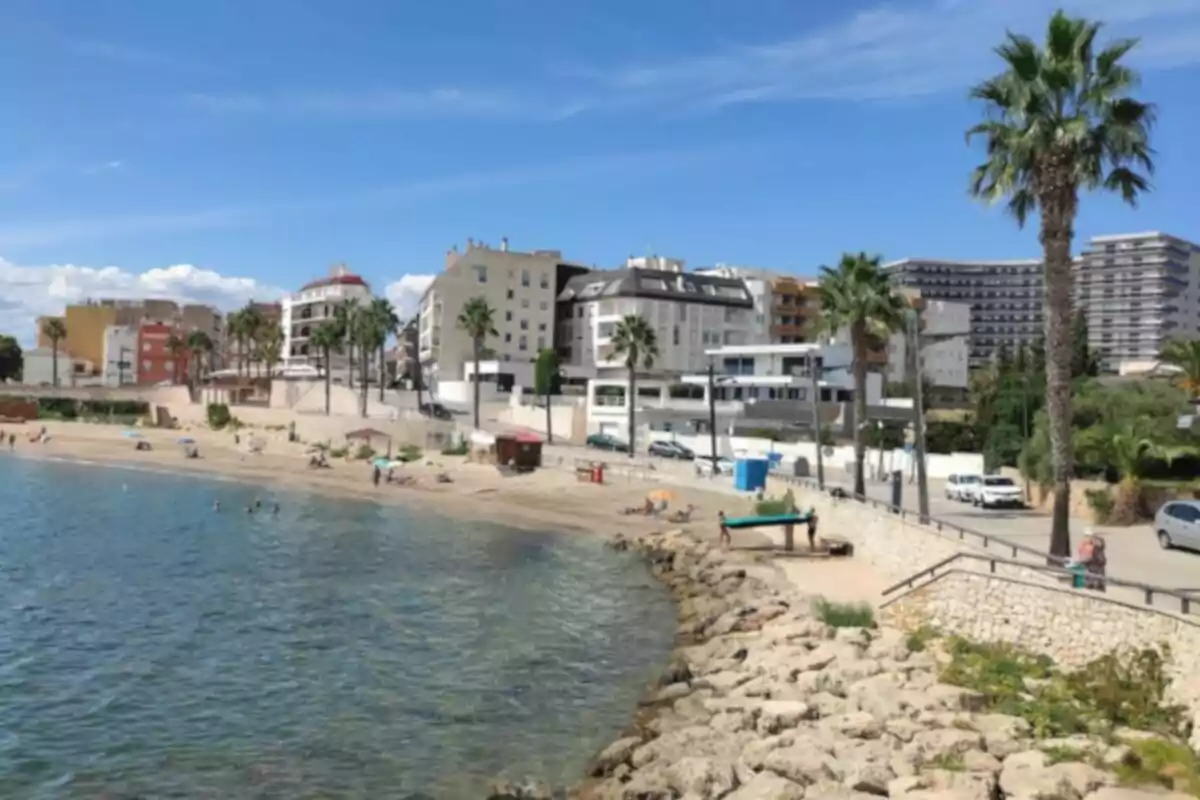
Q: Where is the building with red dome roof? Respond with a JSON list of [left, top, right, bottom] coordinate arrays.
[[280, 264, 374, 378]]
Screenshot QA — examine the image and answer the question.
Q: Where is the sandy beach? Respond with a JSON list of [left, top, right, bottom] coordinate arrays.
[[0, 419, 763, 544]]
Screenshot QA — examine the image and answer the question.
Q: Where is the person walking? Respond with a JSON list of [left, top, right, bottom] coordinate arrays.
[[717, 510, 731, 550], [806, 507, 819, 551]]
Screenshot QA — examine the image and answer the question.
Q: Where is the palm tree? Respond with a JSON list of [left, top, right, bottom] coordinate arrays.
[[166, 333, 187, 385], [967, 10, 1155, 559], [226, 310, 246, 377], [186, 330, 214, 390], [1081, 426, 1194, 525], [456, 297, 498, 430], [369, 297, 401, 402], [239, 304, 265, 377], [1159, 339, 1200, 400], [610, 315, 659, 457], [817, 252, 908, 497], [256, 322, 285, 379], [310, 323, 342, 416], [40, 318, 67, 387], [335, 300, 360, 391]]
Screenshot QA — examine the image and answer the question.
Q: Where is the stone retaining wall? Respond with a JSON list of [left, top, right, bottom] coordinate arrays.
[[881, 568, 1200, 750]]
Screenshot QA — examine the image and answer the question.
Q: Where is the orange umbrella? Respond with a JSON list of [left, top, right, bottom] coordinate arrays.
[[648, 489, 675, 503]]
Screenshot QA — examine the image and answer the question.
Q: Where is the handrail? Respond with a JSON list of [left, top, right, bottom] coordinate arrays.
[[880, 551, 1196, 617], [773, 473, 1064, 566]]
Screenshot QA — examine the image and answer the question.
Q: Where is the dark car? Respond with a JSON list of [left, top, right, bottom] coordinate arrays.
[[648, 440, 695, 459], [419, 402, 452, 420], [586, 433, 629, 452]]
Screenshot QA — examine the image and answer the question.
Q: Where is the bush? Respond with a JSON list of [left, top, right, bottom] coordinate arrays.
[[1084, 488, 1116, 524], [355, 443, 376, 460], [939, 636, 1186, 739], [905, 625, 940, 653], [925, 421, 979, 454], [397, 444, 423, 463], [441, 441, 469, 456], [37, 397, 78, 420], [206, 403, 232, 430], [814, 600, 875, 628], [755, 489, 796, 517], [329, 446, 348, 458]]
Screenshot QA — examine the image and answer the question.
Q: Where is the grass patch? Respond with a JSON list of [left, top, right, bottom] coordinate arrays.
[[441, 441, 469, 456], [939, 637, 1187, 740], [926, 752, 965, 772], [814, 600, 875, 629], [354, 443, 376, 460], [1115, 738, 1200, 796], [754, 489, 797, 517], [1042, 745, 1090, 766], [328, 446, 348, 459], [396, 444, 423, 463], [905, 625, 940, 653]]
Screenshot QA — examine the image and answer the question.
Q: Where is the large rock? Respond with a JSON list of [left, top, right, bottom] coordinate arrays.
[[666, 756, 737, 797], [753, 700, 813, 735], [822, 711, 883, 740], [763, 744, 841, 785], [1000, 751, 1113, 800], [589, 736, 642, 777], [971, 713, 1033, 758], [889, 769, 998, 800], [724, 771, 805, 799]]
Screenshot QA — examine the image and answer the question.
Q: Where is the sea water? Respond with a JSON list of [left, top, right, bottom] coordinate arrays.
[[0, 456, 675, 798]]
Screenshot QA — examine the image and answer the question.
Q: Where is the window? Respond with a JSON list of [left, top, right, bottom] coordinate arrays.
[[539, 300, 548, 311], [506, 289, 514, 300], [504, 333, 512, 343], [505, 310, 513, 322], [521, 298, 530, 308], [540, 275, 549, 289], [538, 322, 547, 332], [520, 320, 528, 330], [598, 321, 616, 338], [142, 359, 152, 371], [673, 326, 680, 346], [474, 265, 488, 283], [518, 335, 528, 351], [521, 270, 530, 287], [536, 336, 546, 350], [165, 360, 173, 372], [142, 342, 151, 352], [576, 306, 584, 319]]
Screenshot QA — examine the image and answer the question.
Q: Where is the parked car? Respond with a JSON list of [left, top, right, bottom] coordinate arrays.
[[419, 402, 452, 420], [973, 476, 1024, 509], [648, 440, 695, 459], [586, 433, 629, 452], [695, 456, 735, 476], [949, 474, 982, 502], [1154, 501, 1200, 550]]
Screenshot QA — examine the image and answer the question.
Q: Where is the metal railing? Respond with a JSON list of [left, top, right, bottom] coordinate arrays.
[[772, 473, 1060, 566], [880, 552, 1197, 617]]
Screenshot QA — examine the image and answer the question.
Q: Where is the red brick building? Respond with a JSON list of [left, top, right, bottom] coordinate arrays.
[[137, 323, 189, 385]]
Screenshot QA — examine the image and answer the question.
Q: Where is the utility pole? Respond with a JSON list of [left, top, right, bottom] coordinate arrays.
[[707, 360, 718, 480], [810, 360, 825, 490], [907, 308, 930, 523]]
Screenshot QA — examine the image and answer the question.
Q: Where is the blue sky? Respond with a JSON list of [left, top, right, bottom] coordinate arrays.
[[1, 0, 1199, 340]]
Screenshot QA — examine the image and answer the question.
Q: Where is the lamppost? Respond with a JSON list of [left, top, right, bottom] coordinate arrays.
[[809, 359, 825, 490]]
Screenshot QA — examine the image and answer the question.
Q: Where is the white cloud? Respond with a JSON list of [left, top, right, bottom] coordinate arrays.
[[582, 0, 1200, 106], [0, 257, 284, 346], [385, 274, 435, 320]]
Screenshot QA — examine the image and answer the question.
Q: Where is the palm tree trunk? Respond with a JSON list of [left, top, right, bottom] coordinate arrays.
[[545, 386, 553, 444], [323, 348, 332, 416], [416, 369, 424, 413], [51, 341, 59, 388], [472, 340, 482, 430], [359, 343, 369, 418], [1039, 172, 1078, 562], [628, 366, 637, 458], [852, 327, 868, 498], [378, 345, 386, 403]]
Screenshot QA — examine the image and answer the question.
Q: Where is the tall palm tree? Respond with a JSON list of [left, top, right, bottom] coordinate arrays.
[[256, 322, 285, 379], [817, 252, 908, 497], [610, 315, 659, 458], [226, 309, 246, 377], [370, 297, 401, 402], [166, 333, 187, 385], [239, 304, 265, 377], [335, 299, 360, 391], [456, 297, 498, 430], [310, 322, 342, 416], [40, 318, 68, 388], [1159, 339, 1200, 400], [186, 330, 214, 390], [968, 10, 1155, 559]]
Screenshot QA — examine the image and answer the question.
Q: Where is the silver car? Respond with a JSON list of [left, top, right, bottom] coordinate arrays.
[[1153, 501, 1200, 550]]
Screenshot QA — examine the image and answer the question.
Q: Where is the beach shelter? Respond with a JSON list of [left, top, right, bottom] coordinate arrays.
[[345, 427, 393, 457]]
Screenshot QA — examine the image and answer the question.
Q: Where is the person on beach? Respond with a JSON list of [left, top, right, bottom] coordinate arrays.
[[213, 501, 221, 512], [1084, 534, 1107, 592], [8, 433, 14, 450], [372, 465, 381, 486], [272, 503, 280, 516], [718, 511, 731, 550], [806, 507, 819, 551], [254, 497, 262, 510]]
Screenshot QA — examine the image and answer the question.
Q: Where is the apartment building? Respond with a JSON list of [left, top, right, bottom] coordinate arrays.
[[280, 265, 373, 378], [101, 325, 138, 386], [1075, 232, 1200, 369], [885, 295, 972, 404], [557, 257, 757, 377], [419, 238, 590, 401], [691, 264, 775, 344], [885, 258, 1043, 366], [136, 323, 188, 385]]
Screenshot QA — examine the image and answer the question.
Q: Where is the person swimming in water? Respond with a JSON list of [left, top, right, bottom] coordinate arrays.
[[213, 500, 221, 512], [272, 502, 280, 516]]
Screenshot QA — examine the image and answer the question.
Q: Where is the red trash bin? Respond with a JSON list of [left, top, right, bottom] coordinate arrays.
[[593, 463, 605, 484]]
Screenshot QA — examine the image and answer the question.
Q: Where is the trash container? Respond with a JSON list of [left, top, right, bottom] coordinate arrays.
[[1066, 560, 1087, 588]]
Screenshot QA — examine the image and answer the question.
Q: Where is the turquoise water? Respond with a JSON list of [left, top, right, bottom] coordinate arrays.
[[0, 456, 675, 798]]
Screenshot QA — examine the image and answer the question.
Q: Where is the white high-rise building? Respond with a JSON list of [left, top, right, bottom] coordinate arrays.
[[280, 264, 374, 378]]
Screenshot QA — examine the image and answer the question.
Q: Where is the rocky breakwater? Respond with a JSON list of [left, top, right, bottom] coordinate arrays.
[[570, 528, 1194, 800]]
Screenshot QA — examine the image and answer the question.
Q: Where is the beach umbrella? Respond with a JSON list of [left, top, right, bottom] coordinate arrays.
[[121, 430, 142, 439], [373, 457, 391, 469], [648, 489, 675, 503]]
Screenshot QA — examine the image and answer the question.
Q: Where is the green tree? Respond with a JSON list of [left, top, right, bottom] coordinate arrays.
[[1159, 338, 1200, 400], [166, 333, 187, 385], [610, 315, 659, 457], [40, 318, 68, 387], [369, 298, 401, 402], [1078, 426, 1195, 524], [0, 335, 23, 383], [186, 330, 214, 389], [256, 322, 285, 378], [968, 10, 1155, 559], [310, 322, 343, 416], [534, 348, 562, 444], [817, 252, 908, 496], [456, 297, 498, 430]]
